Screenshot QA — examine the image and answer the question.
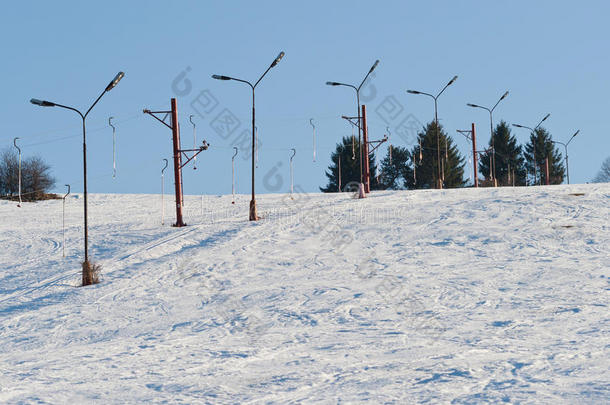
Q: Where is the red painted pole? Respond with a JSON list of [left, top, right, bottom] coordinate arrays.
[[472, 122, 478, 188], [362, 104, 371, 193], [171, 98, 185, 227]]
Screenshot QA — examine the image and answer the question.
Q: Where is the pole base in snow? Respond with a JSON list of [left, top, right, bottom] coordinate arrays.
[[358, 183, 366, 199], [249, 199, 258, 221]]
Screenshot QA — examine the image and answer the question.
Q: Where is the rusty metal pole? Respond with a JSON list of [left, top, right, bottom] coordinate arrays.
[[545, 157, 550, 185], [472, 122, 478, 188], [362, 105, 371, 193], [171, 98, 185, 227]]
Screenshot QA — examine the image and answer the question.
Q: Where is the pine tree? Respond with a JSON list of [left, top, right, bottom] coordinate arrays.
[[378, 145, 413, 190], [408, 121, 465, 189], [478, 121, 526, 186], [524, 127, 565, 185], [321, 136, 379, 192]]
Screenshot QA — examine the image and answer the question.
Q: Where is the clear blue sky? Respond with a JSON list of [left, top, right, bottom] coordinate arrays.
[[1, 0, 608, 195]]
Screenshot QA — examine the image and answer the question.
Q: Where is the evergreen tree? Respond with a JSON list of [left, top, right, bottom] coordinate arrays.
[[524, 127, 565, 185], [478, 121, 526, 186], [408, 121, 465, 189], [378, 145, 413, 190], [321, 136, 379, 192]]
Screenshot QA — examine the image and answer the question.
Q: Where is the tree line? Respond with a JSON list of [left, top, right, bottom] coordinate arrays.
[[322, 120, 566, 191], [0, 148, 55, 200]]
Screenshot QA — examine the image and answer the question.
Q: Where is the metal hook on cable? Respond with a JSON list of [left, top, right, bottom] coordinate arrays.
[[13, 137, 22, 207], [231, 147, 238, 204], [189, 115, 197, 170], [161, 158, 168, 225], [386, 126, 392, 165], [62, 184, 70, 258], [108, 117, 116, 178], [289, 148, 296, 198], [309, 118, 316, 162]]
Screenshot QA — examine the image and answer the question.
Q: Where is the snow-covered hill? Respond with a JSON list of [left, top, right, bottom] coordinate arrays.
[[1, 184, 608, 403]]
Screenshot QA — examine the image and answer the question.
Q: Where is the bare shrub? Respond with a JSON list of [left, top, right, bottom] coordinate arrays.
[[82, 261, 102, 286]]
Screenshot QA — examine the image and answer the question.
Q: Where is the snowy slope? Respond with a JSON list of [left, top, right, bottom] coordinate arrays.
[[0, 184, 608, 404]]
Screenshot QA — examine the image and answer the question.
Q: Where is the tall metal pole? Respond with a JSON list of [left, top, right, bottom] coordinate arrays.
[[31, 71, 124, 285], [513, 113, 550, 186], [13, 137, 22, 206], [251, 88, 256, 219], [362, 104, 370, 193], [407, 75, 458, 189], [212, 51, 284, 221], [551, 130, 579, 185], [326, 60, 380, 198], [472, 123, 478, 188], [565, 144, 570, 185], [467, 91, 509, 187], [171, 98, 185, 227]]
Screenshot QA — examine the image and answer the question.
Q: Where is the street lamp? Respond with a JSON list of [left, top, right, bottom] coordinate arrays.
[[467, 90, 509, 187], [407, 75, 458, 189], [551, 130, 579, 184], [512, 113, 550, 185], [212, 51, 285, 221], [326, 59, 380, 196], [30, 71, 124, 286]]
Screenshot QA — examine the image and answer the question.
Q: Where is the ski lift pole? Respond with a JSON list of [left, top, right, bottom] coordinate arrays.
[[62, 184, 70, 257], [232, 147, 238, 204], [310, 118, 316, 162], [289, 148, 296, 197], [161, 158, 168, 225], [189, 115, 197, 170], [109, 117, 116, 178], [13, 137, 22, 207]]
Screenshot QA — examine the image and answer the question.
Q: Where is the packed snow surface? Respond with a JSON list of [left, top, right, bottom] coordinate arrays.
[[0, 184, 609, 403]]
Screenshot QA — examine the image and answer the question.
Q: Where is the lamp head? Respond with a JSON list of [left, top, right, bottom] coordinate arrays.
[[448, 75, 458, 86], [30, 98, 55, 107], [105, 71, 125, 91], [326, 81, 341, 86], [467, 103, 480, 108], [270, 51, 285, 67], [573, 130, 580, 137], [500, 90, 509, 100], [212, 74, 232, 81], [407, 90, 421, 95], [512, 124, 524, 128], [369, 59, 380, 73], [541, 113, 551, 122]]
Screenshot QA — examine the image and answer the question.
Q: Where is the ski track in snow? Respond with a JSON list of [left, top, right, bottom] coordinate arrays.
[[0, 185, 609, 403]]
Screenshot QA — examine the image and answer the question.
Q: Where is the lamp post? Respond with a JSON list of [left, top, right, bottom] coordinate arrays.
[[326, 59, 380, 196], [467, 91, 509, 187], [407, 75, 458, 189], [31, 71, 124, 285], [551, 130, 579, 184], [212, 51, 285, 221], [512, 113, 550, 186]]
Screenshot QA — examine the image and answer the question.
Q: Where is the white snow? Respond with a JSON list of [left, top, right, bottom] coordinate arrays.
[[0, 184, 609, 403]]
